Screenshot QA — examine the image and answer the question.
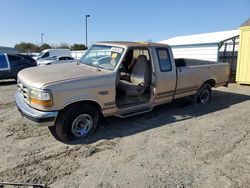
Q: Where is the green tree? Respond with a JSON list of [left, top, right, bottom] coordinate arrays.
[[54, 42, 70, 49], [70, 44, 87, 51], [39, 43, 51, 51], [15, 42, 39, 53]]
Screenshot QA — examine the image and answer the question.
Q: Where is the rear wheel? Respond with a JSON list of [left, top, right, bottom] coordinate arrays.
[[49, 103, 99, 143], [190, 83, 212, 104]]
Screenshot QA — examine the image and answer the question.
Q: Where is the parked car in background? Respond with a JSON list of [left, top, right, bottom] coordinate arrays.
[[37, 56, 77, 66], [0, 53, 37, 80], [33, 49, 71, 61]]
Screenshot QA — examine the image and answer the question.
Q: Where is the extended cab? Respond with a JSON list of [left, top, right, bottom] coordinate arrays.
[[15, 42, 230, 142]]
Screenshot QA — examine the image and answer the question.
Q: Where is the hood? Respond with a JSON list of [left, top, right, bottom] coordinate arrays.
[[18, 63, 110, 88]]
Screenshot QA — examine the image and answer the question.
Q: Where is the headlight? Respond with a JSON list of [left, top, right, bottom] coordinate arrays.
[[29, 89, 53, 107]]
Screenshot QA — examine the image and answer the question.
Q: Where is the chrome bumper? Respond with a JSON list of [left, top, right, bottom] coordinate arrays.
[[15, 92, 58, 127]]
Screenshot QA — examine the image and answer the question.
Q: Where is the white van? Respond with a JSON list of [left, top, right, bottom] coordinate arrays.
[[34, 49, 71, 60]]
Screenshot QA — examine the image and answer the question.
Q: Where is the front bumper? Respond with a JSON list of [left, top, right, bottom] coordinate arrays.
[[15, 92, 58, 127]]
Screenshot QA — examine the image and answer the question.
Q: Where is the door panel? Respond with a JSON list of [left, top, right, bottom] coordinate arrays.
[[154, 48, 176, 103]]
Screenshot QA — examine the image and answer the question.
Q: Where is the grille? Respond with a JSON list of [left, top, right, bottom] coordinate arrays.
[[17, 80, 29, 103]]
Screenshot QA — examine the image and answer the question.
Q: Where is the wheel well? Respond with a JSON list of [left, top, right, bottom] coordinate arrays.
[[203, 79, 216, 87], [61, 100, 103, 117]]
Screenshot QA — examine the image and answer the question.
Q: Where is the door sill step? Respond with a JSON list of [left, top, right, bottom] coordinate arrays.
[[116, 108, 152, 118]]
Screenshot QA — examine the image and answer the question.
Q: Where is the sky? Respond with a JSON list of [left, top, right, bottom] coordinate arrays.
[[0, 0, 249, 47]]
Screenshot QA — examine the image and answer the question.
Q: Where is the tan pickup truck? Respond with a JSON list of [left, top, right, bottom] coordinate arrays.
[[15, 42, 230, 142]]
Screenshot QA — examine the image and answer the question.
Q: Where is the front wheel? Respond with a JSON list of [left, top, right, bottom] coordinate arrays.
[[49, 103, 99, 143]]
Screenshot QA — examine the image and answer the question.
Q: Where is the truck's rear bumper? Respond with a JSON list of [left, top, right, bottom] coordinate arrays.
[[15, 92, 58, 127]]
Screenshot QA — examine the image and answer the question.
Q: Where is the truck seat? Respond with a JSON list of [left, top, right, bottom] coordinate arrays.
[[118, 55, 150, 97]]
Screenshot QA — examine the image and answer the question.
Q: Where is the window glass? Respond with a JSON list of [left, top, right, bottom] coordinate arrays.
[[42, 52, 49, 58], [0, 54, 9, 69], [7, 54, 22, 62], [133, 49, 149, 60], [64, 57, 71, 60], [80, 45, 124, 70], [157, 49, 172, 72]]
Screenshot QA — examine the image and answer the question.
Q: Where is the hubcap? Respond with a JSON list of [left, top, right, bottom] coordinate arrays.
[[71, 114, 93, 137], [200, 89, 210, 104]]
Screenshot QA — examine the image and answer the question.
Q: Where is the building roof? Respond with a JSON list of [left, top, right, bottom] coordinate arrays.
[[159, 30, 239, 47]]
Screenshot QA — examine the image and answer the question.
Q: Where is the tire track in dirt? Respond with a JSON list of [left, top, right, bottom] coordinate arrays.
[[0, 140, 118, 186]]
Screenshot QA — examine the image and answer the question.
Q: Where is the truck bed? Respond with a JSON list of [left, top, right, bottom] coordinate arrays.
[[172, 58, 230, 99]]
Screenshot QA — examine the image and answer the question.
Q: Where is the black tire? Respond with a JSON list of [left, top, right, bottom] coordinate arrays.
[[197, 83, 212, 104], [190, 83, 212, 104], [49, 103, 99, 143]]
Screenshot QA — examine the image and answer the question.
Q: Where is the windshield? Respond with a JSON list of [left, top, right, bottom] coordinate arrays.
[[37, 52, 44, 58], [37, 52, 43, 56], [79, 45, 124, 70]]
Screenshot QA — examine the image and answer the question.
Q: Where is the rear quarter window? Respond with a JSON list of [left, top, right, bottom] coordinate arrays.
[[156, 48, 172, 72], [0, 54, 10, 70]]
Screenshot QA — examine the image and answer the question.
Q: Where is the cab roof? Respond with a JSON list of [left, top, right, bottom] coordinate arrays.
[[94, 41, 169, 48]]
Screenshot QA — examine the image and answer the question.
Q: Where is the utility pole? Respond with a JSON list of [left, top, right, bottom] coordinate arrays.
[[85, 15, 90, 48], [41, 33, 44, 45]]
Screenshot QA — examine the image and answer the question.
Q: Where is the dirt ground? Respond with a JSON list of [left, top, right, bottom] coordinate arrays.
[[0, 80, 250, 188]]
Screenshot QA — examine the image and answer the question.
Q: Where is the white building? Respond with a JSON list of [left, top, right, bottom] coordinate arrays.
[[71, 50, 86, 59], [159, 30, 239, 61]]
